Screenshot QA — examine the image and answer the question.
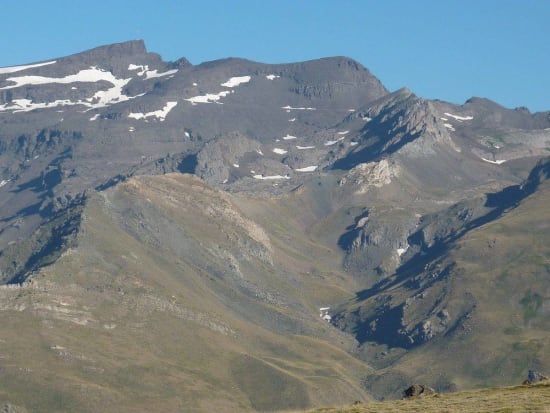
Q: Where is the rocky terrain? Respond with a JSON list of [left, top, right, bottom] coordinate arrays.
[[0, 40, 549, 411]]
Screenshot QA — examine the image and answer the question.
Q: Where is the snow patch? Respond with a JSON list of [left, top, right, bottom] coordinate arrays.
[[253, 174, 290, 180], [0, 179, 10, 188], [128, 64, 178, 79], [89, 114, 100, 121], [337, 131, 349, 135], [440, 117, 448, 121], [397, 246, 408, 257], [324, 137, 345, 146], [128, 101, 178, 121], [266, 74, 280, 80], [272, 148, 288, 155], [296, 145, 315, 150], [288, 118, 296, 122], [0, 60, 56, 75], [185, 91, 230, 104], [256, 149, 264, 156], [362, 116, 372, 121], [281, 105, 316, 111], [350, 141, 359, 146], [128, 127, 135, 132], [481, 157, 506, 165], [444, 123, 456, 131], [295, 165, 318, 172], [282, 134, 297, 140], [0, 66, 143, 112], [221, 76, 251, 87], [348, 109, 355, 112], [144, 69, 178, 79], [233, 164, 240, 168], [319, 307, 331, 322], [444, 112, 473, 121]]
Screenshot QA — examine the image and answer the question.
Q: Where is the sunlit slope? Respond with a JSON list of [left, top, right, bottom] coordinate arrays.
[[307, 382, 550, 413], [0, 174, 371, 412]]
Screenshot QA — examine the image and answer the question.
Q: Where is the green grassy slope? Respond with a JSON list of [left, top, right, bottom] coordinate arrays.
[[0, 174, 371, 412], [307, 382, 550, 413]]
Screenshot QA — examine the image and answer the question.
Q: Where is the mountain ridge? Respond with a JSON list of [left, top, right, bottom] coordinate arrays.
[[0, 41, 549, 411]]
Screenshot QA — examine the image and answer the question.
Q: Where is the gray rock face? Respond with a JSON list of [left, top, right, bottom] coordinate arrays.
[[402, 384, 436, 398], [526, 370, 549, 384], [0, 41, 390, 264]]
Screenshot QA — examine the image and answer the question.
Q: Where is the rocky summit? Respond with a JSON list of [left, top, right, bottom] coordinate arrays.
[[0, 41, 548, 412]]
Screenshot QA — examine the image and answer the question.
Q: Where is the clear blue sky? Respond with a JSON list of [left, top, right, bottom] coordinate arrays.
[[1, 0, 548, 111]]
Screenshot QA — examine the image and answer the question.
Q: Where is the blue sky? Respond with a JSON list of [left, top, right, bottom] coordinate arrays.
[[1, 0, 548, 111]]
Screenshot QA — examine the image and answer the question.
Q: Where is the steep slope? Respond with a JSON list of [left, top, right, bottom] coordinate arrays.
[[1, 41, 549, 410], [0, 40, 388, 266], [332, 159, 550, 398], [0, 174, 371, 412]]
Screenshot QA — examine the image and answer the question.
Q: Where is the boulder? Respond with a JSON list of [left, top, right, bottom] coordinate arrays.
[[523, 370, 549, 385], [402, 384, 437, 398]]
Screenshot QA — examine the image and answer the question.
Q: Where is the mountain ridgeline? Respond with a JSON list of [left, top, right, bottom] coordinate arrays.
[[0, 41, 548, 411]]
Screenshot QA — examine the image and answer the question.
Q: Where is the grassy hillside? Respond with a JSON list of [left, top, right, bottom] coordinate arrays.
[[307, 382, 550, 413], [0, 174, 371, 412]]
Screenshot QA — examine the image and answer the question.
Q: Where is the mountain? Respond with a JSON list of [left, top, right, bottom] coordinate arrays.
[[0, 40, 549, 411]]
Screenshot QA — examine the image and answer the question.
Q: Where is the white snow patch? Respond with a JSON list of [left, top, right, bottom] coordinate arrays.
[[295, 165, 318, 172], [272, 148, 288, 155], [256, 149, 264, 156], [444, 123, 456, 131], [481, 157, 507, 165], [192, 82, 198, 86], [296, 145, 315, 150], [128, 101, 178, 121], [128, 64, 147, 75], [253, 174, 290, 180], [337, 131, 349, 135], [319, 307, 331, 322], [221, 76, 251, 87], [348, 109, 356, 112], [2, 98, 75, 113], [281, 105, 316, 111], [324, 137, 345, 146], [89, 114, 100, 121], [350, 141, 359, 146], [128, 64, 177, 79], [0, 60, 56, 75], [282, 134, 297, 140], [266, 74, 280, 80], [362, 116, 372, 121], [128, 127, 135, 132], [444, 112, 473, 121], [0, 66, 143, 112], [144, 69, 178, 79], [0, 179, 10, 188], [233, 164, 240, 168], [288, 118, 296, 122], [184, 131, 190, 138], [440, 117, 448, 121], [397, 246, 408, 257], [185, 91, 230, 104]]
